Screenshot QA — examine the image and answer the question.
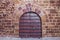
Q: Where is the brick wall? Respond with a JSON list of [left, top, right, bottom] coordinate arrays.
[[43, 0, 60, 37], [0, 0, 60, 38], [0, 0, 15, 37]]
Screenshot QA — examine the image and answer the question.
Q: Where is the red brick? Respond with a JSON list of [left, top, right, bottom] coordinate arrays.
[[56, 23, 60, 25], [50, 9, 57, 13], [57, 20, 60, 22], [55, 17, 60, 19], [51, 23, 55, 25], [50, 19, 52, 22], [50, 0, 55, 3], [45, 26, 48, 28], [55, 26, 58, 28], [49, 17, 53, 19], [53, 20, 56, 22], [48, 14, 51, 16]]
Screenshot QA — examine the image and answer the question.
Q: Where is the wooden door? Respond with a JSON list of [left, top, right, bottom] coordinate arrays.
[[19, 12, 42, 38]]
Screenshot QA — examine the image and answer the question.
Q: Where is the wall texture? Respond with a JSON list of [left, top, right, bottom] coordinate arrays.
[[0, 0, 60, 38]]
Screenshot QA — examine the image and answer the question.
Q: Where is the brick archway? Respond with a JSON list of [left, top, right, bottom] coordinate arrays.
[[19, 11, 42, 38]]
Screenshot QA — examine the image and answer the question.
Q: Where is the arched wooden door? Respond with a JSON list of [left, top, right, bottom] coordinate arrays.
[[19, 11, 42, 38]]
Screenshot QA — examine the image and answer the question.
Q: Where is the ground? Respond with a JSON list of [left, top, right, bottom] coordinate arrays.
[[0, 37, 60, 40]]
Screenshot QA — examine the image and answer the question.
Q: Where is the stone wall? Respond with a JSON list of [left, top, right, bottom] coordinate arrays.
[[0, 0, 60, 38], [0, 0, 15, 37], [44, 0, 60, 37]]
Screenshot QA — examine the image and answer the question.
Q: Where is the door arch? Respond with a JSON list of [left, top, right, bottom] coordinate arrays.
[[19, 11, 42, 38]]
